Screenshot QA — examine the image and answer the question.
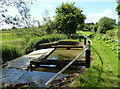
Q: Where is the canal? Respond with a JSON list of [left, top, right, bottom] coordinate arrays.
[[2, 47, 85, 87]]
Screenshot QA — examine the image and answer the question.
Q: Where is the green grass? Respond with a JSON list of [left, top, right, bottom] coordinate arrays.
[[1, 26, 119, 87], [1, 29, 68, 63], [2, 44, 24, 63], [77, 26, 119, 54], [1, 27, 45, 63], [25, 34, 68, 54], [106, 26, 119, 39], [71, 41, 118, 87], [70, 29, 119, 87]]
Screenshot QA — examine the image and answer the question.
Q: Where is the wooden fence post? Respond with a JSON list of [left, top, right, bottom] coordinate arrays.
[[85, 45, 91, 68], [79, 36, 82, 42], [29, 62, 32, 71], [84, 38, 86, 45]]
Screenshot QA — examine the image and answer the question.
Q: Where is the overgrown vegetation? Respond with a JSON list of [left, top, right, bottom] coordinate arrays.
[[97, 17, 116, 33], [71, 40, 118, 87], [1, 1, 119, 88], [69, 27, 119, 87], [77, 26, 119, 54], [2, 29, 68, 63], [70, 38, 118, 87], [25, 34, 68, 54], [2, 45, 24, 63]]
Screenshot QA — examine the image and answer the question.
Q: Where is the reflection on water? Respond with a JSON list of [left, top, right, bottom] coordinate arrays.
[[40, 64, 56, 67], [18, 70, 68, 83], [47, 57, 58, 60], [32, 65, 84, 74], [47, 48, 84, 60], [2, 68, 69, 84], [2, 48, 85, 84]]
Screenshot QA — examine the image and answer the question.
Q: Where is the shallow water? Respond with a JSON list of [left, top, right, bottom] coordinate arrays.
[[47, 48, 84, 60], [2, 48, 85, 84], [1, 68, 69, 84]]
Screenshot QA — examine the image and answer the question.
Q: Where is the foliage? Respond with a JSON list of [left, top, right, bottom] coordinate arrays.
[[74, 41, 118, 87], [97, 17, 116, 33], [55, 3, 86, 34], [2, 45, 24, 63], [0, 0, 39, 29], [25, 34, 68, 54], [116, 0, 120, 25], [76, 23, 85, 31], [41, 20, 57, 34], [84, 23, 94, 31], [1, 27, 47, 63], [2, 29, 68, 62], [93, 23, 98, 33], [72, 30, 118, 87], [77, 26, 119, 53], [116, 0, 120, 15]]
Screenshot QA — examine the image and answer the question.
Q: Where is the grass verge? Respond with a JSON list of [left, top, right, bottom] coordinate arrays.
[[70, 31, 118, 87]]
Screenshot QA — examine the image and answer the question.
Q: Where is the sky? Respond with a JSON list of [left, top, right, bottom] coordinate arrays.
[[29, 1, 117, 23], [0, 0, 118, 29]]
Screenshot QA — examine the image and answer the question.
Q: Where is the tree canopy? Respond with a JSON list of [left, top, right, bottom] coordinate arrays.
[[0, 0, 38, 29], [116, 0, 120, 15], [98, 17, 116, 33], [54, 3, 86, 34], [116, 0, 120, 25]]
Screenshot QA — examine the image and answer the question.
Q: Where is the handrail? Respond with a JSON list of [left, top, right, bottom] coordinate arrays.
[[82, 35, 92, 46], [45, 47, 88, 86], [70, 34, 92, 46], [45, 34, 92, 86]]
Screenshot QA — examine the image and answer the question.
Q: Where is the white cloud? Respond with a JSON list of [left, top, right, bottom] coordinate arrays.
[[101, 9, 112, 16], [87, 9, 113, 17], [86, 9, 118, 23]]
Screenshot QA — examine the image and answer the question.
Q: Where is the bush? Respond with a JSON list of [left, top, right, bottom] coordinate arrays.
[[97, 17, 116, 33], [2, 45, 24, 63], [25, 34, 68, 54]]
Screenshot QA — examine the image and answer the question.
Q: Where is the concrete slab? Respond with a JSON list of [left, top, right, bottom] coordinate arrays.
[[6, 48, 55, 69]]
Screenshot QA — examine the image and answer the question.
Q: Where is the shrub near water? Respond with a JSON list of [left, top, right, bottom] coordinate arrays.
[[25, 34, 68, 54], [2, 45, 24, 63]]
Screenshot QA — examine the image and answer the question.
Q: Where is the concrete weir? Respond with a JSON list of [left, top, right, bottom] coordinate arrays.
[[1, 48, 55, 87], [6, 48, 55, 69]]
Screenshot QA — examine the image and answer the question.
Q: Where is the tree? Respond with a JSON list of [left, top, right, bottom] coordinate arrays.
[[98, 17, 116, 33], [41, 10, 57, 34], [55, 3, 86, 34], [116, 0, 120, 14], [93, 23, 98, 33], [116, 0, 120, 25], [0, 0, 34, 29]]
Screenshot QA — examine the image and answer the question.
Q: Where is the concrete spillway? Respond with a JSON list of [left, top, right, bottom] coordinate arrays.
[[1, 48, 57, 86], [6, 48, 55, 69]]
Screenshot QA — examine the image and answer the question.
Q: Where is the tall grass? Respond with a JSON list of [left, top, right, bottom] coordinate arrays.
[[2, 45, 24, 63], [1, 28, 46, 63], [25, 34, 68, 54], [2, 27, 68, 63]]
